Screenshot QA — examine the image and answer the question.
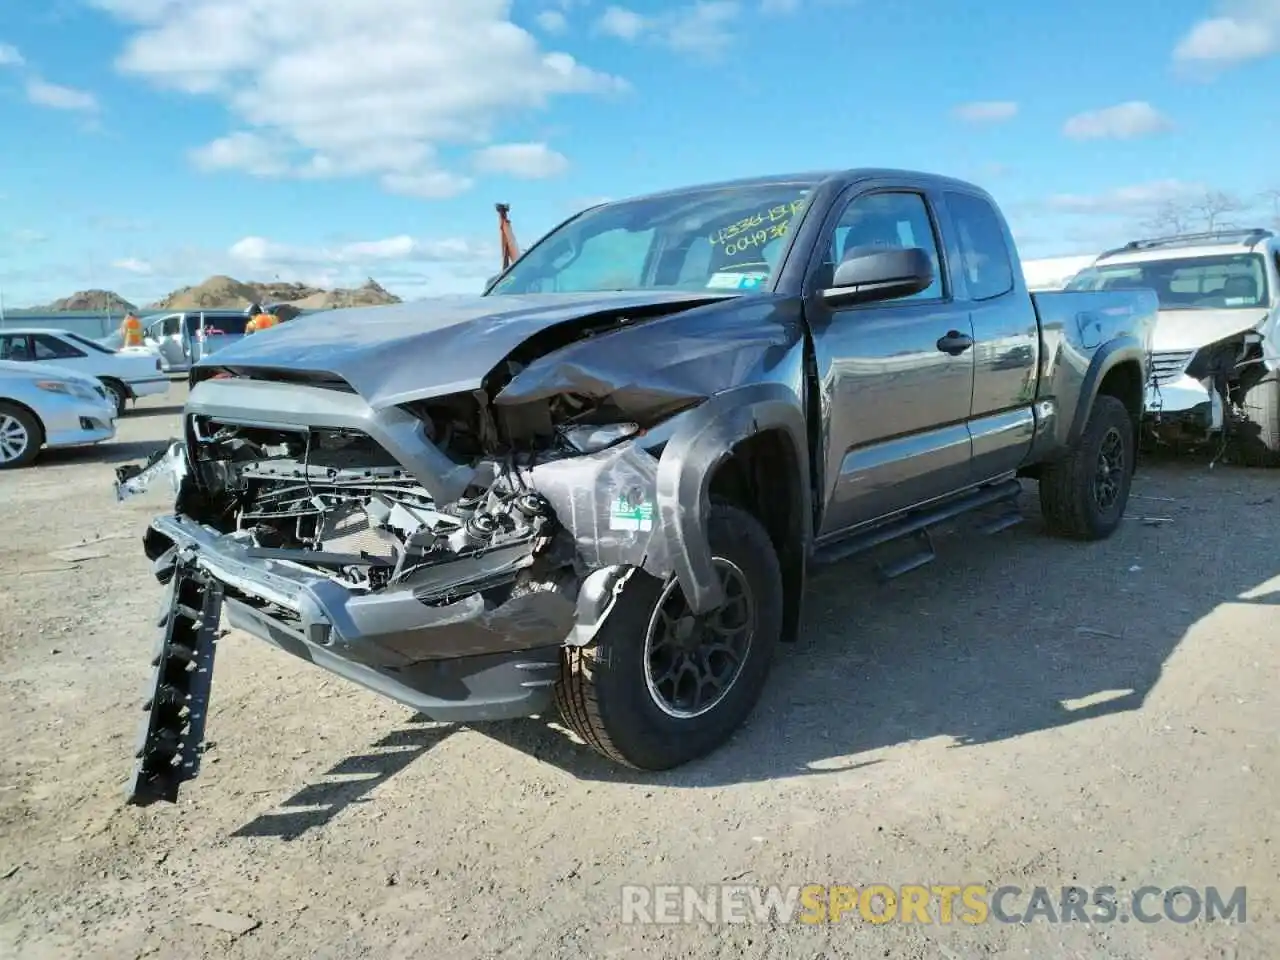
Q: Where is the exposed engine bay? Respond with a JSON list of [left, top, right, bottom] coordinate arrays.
[[179, 416, 582, 598]]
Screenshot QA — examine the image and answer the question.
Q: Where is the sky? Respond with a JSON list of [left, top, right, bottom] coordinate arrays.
[[1, 0, 1279, 307]]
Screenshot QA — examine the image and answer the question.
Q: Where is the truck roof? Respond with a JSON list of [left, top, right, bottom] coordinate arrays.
[[615, 168, 995, 205], [1095, 228, 1277, 265]]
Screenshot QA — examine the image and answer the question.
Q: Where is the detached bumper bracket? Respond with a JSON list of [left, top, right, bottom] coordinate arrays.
[[125, 560, 224, 806]]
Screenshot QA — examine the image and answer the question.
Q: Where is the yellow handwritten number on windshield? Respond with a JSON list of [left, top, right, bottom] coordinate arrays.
[[711, 198, 806, 247]]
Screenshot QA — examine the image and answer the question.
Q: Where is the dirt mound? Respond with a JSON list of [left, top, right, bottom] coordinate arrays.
[[148, 275, 262, 310], [287, 278, 401, 310], [40, 289, 137, 313], [148, 275, 400, 311]]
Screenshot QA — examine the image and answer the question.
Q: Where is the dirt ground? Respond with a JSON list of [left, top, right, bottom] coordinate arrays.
[[0, 385, 1275, 959]]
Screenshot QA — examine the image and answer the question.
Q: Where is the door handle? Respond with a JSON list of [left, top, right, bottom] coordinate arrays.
[[936, 331, 974, 356]]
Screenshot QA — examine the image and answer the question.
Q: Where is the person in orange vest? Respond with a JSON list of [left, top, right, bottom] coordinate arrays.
[[243, 302, 278, 335], [119, 311, 144, 348]]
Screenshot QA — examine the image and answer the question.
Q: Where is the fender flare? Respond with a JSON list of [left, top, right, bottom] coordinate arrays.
[[653, 382, 811, 614], [1064, 335, 1147, 449]]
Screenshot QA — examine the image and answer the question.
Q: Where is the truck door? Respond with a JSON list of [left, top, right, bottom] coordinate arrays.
[[940, 190, 1038, 481], [805, 185, 977, 537]]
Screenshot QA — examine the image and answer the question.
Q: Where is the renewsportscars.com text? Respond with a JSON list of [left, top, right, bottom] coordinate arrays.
[[620, 884, 1248, 926]]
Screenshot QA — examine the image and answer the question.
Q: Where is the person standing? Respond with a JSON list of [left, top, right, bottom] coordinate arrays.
[[243, 302, 278, 335], [119, 311, 144, 347]]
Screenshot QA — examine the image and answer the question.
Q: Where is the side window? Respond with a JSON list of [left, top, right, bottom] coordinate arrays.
[[553, 228, 655, 292], [162, 315, 182, 336], [946, 192, 1014, 301], [33, 334, 85, 361], [825, 191, 944, 302], [0, 335, 22, 360]]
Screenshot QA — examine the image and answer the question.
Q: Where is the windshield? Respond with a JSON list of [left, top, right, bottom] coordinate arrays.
[[1067, 253, 1269, 310], [488, 180, 817, 296], [64, 332, 119, 355]]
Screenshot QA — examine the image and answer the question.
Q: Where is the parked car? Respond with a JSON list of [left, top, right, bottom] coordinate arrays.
[[0, 328, 170, 415], [0, 359, 116, 468], [116, 167, 1156, 805], [1067, 227, 1280, 464], [139, 310, 253, 373]]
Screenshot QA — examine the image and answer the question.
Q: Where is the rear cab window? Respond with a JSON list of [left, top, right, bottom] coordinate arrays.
[[945, 192, 1014, 301]]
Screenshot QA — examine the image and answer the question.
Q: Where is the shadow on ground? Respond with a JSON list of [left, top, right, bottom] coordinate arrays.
[[40, 438, 174, 466], [235, 461, 1280, 833], [125, 403, 185, 419]]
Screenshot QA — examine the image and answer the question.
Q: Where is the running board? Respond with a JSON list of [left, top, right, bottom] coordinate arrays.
[[812, 478, 1023, 572], [126, 562, 223, 807]]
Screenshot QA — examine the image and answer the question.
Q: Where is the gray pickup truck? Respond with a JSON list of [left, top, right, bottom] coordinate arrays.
[[116, 168, 1157, 804]]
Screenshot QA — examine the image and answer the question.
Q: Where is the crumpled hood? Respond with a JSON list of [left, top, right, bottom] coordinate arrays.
[[195, 290, 731, 409], [1153, 308, 1270, 352]]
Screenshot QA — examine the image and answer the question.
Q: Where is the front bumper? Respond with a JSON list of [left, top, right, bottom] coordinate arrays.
[[1144, 374, 1222, 435], [139, 512, 604, 721], [43, 393, 116, 448]]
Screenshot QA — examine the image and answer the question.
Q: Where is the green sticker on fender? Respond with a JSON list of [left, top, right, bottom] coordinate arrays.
[[609, 496, 654, 532]]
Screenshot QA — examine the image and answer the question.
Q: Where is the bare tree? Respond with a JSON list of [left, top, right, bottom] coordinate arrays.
[[1136, 189, 1255, 237], [1138, 200, 1192, 235], [1258, 188, 1280, 230], [1190, 190, 1246, 230]]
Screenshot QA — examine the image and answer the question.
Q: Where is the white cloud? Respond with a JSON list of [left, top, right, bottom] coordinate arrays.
[[0, 43, 23, 67], [10, 228, 50, 244], [473, 142, 569, 179], [91, 0, 629, 197], [112, 257, 154, 274], [189, 132, 290, 177], [1173, 0, 1280, 67], [25, 78, 99, 112], [595, 2, 741, 56], [1042, 179, 1207, 215], [536, 10, 569, 33], [228, 234, 493, 269], [1061, 101, 1173, 140], [952, 101, 1018, 124]]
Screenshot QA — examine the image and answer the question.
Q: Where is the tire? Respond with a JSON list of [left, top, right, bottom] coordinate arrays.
[[101, 379, 129, 416], [1038, 394, 1134, 540], [1234, 373, 1280, 467], [554, 502, 784, 770], [0, 402, 42, 469]]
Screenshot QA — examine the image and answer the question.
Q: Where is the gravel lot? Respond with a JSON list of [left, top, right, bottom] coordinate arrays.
[[0, 385, 1275, 959]]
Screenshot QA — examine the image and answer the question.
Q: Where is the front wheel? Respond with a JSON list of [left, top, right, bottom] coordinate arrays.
[[554, 502, 784, 770], [1234, 373, 1280, 467], [1038, 394, 1134, 540], [101, 378, 129, 416], [0, 402, 42, 469]]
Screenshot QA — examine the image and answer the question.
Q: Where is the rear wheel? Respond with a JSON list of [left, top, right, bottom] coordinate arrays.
[[1234, 373, 1280, 467], [1038, 394, 1134, 540], [101, 378, 129, 416], [554, 502, 783, 770], [0, 403, 42, 469]]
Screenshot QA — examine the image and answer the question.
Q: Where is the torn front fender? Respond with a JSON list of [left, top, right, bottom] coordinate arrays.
[[115, 440, 188, 502]]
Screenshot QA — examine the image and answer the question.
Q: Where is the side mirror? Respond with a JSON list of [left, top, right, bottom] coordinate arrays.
[[823, 246, 934, 306]]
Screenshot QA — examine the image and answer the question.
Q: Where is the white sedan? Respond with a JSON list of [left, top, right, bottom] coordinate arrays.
[[0, 328, 171, 415], [0, 359, 116, 468]]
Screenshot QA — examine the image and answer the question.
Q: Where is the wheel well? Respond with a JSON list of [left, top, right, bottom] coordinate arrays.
[[0, 398, 47, 445], [708, 429, 805, 643], [1097, 361, 1143, 442], [99, 376, 132, 398]]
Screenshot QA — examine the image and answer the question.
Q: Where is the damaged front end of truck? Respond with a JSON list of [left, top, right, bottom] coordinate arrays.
[[1143, 317, 1279, 462], [115, 292, 803, 805]]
